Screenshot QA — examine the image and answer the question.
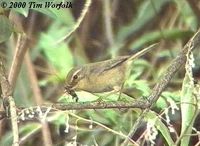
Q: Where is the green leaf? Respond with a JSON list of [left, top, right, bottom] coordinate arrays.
[[11, 7, 29, 17], [117, 0, 170, 43], [0, 15, 13, 43], [175, 0, 198, 30], [180, 51, 197, 146], [156, 91, 180, 109], [131, 80, 151, 96], [32, 0, 74, 25], [74, 91, 99, 102], [0, 123, 40, 146], [129, 29, 193, 50], [146, 111, 175, 146], [37, 21, 74, 84]]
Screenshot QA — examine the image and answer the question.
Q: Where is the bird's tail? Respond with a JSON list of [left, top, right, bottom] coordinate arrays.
[[127, 43, 158, 62]]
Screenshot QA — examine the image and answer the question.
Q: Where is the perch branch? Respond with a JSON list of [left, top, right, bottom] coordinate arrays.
[[0, 100, 149, 120]]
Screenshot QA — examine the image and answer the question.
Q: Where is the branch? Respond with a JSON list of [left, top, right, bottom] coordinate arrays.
[[0, 100, 149, 120], [55, 0, 92, 44], [121, 29, 200, 146], [149, 29, 200, 104], [52, 100, 149, 110], [8, 34, 28, 89], [0, 59, 19, 146]]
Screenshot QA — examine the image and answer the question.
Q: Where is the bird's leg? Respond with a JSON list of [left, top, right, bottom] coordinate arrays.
[[94, 95, 104, 102], [97, 85, 124, 101], [93, 84, 125, 102], [93, 90, 119, 102], [116, 83, 125, 101]]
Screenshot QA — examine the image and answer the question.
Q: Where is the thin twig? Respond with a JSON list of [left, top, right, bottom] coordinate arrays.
[[7, 96, 19, 146], [25, 54, 43, 104], [25, 53, 53, 146], [0, 14, 27, 145], [103, 0, 114, 47], [55, 0, 92, 44], [0, 59, 19, 146], [8, 34, 27, 89], [19, 125, 41, 145], [121, 109, 148, 146], [69, 112, 139, 146], [25, 11, 53, 146]]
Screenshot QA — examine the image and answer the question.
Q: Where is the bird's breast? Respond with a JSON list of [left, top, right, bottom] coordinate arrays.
[[74, 63, 127, 93]]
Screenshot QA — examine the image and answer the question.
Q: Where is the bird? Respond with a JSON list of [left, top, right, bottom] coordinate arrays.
[[65, 44, 157, 101]]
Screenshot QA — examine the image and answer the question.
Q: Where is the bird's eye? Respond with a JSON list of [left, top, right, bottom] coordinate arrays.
[[73, 74, 78, 80]]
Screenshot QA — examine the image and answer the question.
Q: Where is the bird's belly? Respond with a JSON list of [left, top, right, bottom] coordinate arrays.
[[75, 63, 128, 93], [84, 79, 124, 93], [80, 73, 125, 93]]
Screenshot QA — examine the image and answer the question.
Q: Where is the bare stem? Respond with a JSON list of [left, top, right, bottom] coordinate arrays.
[[8, 34, 27, 89], [25, 52, 53, 146], [0, 59, 19, 146]]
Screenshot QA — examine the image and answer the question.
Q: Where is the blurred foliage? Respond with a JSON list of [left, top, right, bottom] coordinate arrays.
[[0, 15, 13, 43], [0, 0, 200, 146]]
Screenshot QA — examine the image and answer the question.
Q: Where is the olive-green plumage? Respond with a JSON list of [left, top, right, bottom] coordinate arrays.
[[65, 44, 157, 95]]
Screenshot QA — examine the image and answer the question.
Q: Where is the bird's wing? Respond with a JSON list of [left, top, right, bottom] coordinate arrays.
[[93, 56, 129, 75]]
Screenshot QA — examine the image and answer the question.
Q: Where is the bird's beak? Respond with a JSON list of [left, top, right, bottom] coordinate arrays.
[[64, 85, 78, 102], [64, 85, 73, 93]]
